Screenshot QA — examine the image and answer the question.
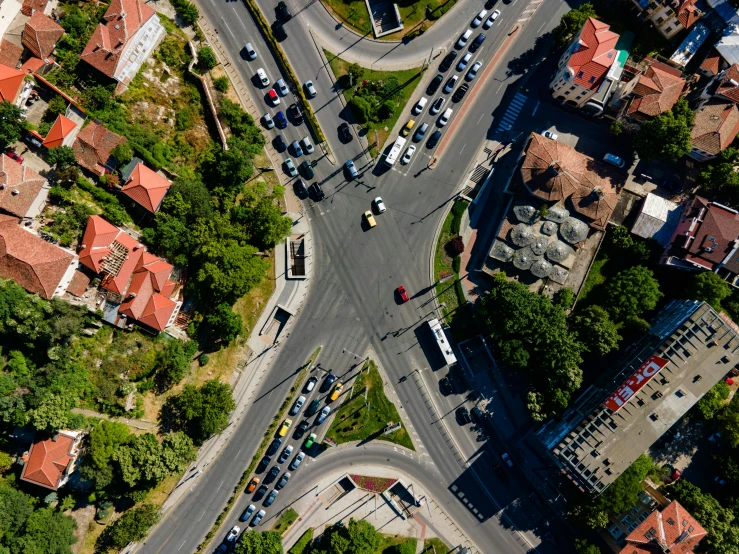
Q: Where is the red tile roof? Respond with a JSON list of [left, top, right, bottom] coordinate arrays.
[[618, 500, 706, 554], [0, 154, 48, 218], [0, 215, 74, 299], [567, 18, 619, 92], [72, 121, 125, 176], [21, 0, 48, 16], [691, 100, 739, 156], [0, 40, 22, 69], [520, 133, 624, 230], [23, 12, 64, 60], [0, 64, 26, 103], [677, 0, 701, 29], [20, 432, 77, 490], [700, 52, 721, 76], [119, 253, 177, 331], [66, 269, 90, 297], [120, 162, 171, 213], [716, 63, 739, 103], [21, 57, 45, 74], [81, 0, 157, 79], [627, 62, 686, 119], [42, 114, 76, 149]]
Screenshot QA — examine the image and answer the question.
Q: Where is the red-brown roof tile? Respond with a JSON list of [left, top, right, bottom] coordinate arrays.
[[0, 154, 47, 218], [691, 100, 739, 155], [627, 62, 686, 119], [66, 269, 90, 297], [700, 53, 721, 76], [21, 0, 48, 17], [0, 40, 22, 69], [42, 114, 76, 149], [677, 0, 701, 29], [568, 18, 620, 92], [20, 432, 77, 490], [120, 162, 171, 213], [618, 500, 706, 554], [716, 63, 739, 103], [21, 57, 45, 74], [72, 121, 125, 176], [23, 12, 64, 60], [0, 64, 26, 104]]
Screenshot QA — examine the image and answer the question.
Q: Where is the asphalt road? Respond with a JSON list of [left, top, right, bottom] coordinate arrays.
[[140, 0, 581, 552]]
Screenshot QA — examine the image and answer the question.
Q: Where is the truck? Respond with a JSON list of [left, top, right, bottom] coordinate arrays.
[[384, 136, 407, 167]]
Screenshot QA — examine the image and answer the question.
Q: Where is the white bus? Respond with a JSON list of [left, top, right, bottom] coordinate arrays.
[[427, 318, 457, 366], [384, 136, 406, 167]]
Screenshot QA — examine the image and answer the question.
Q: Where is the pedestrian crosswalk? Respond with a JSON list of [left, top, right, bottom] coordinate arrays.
[[496, 92, 527, 133]]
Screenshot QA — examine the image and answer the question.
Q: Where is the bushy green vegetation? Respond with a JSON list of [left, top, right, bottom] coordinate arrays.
[[633, 97, 693, 162], [235, 530, 283, 553], [552, 3, 597, 47], [288, 529, 313, 554], [160, 380, 235, 444]]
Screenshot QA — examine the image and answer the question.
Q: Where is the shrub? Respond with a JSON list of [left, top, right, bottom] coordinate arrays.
[[452, 256, 461, 273], [213, 76, 229, 92], [378, 99, 396, 120], [171, 0, 199, 26], [447, 236, 464, 256], [450, 200, 468, 234], [197, 47, 217, 71], [349, 96, 371, 124], [199, 354, 210, 366]]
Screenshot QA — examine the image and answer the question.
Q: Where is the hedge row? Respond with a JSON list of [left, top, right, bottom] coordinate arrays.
[[450, 199, 468, 235], [195, 347, 322, 552], [288, 529, 314, 554], [241, 0, 326, 144]]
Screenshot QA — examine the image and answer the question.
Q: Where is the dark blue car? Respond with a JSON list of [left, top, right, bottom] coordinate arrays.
[[274, 135, 287, 153], [275, 111, 288, 128]]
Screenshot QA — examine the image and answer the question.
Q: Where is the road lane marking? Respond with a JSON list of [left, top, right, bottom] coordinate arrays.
[[459, 144, 466, 155], [220, 18, 235, 39], [531, 101, 540, 116], [178, 539, 188, 551]]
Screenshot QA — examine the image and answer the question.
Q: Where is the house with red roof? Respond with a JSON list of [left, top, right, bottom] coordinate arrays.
[[20, 430, 83, 490], [42, 114, 77, 149], [22, 11, 64, 60], [72, 121, 126, 176], [78, 215, 180, 332], [617, 500, 706, 554], [621, 60, 686, 121], [688, 100, 739, 161], [80, 0, 165, 90], [0, 153, 51, 220], [0, 63, 27, 105], [549, 18, 620, 112], [630, 0, 703, 40], [120, 162, 171, 213]]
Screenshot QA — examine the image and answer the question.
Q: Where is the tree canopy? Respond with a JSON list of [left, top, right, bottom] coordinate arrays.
[[603, 266, 663, 322], [47, 146, 77, 169], [695, 380, 731, 420], [311, 519, 382, 554], [161, 379, 235, 443], [102, 504, 160, 549], [688, 271, 732, 311], [552, 4, 597, 47], [0, 103, 24, 152], [235, 531, 283, 554], [633, 98, 693, 162], [699, 147, 739, 206], [572, 305, 621, 357]]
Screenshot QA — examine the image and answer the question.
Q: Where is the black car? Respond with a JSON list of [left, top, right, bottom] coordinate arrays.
[[427, 130, 441, 148], [294, 420, 310, 439], [452, 83, 469, 103], [294, 179, 308, 198], [271, 21, 287, 41], [266, 465, 280, 482], [469, 33, 486, 52], [256, 455, 271, 473], [427, 74, 443, 95], [439, 51, 457, 72], [266, 438, 282, 456], [299, 160, 314, 179], [339, 122, 353, 142], [274, 135, 287, 152], [306, 398, 321, 416], [308, 182, 324, 201], [289, 103, 304, 124], [471, 405, 484, 423], [456, 406, 471, 425], [277, 1, 292, 21], [439, 377, 453, 395], [254, 484, 269, 500], [321, 373, 337, 392]]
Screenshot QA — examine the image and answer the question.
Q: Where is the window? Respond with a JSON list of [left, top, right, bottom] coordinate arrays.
[[656, 16, 664, 24], [577, 71, 584, 78], [620, 515, 633, 526], [627, 522, 639, 533], [564, 91, 570, 96], [575, 96, 581, 100], [570, 86, 576, 91], [675, 389, 685, 398], [589, 76, 596, 83]]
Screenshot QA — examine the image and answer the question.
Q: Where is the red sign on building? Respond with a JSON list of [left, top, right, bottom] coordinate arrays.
[[604, 355, 669, 412]]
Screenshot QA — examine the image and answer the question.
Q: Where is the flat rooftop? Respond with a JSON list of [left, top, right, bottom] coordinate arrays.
[[539, 300, 739, 494]]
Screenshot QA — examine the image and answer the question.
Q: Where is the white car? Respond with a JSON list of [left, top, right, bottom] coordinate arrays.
[[346, 159, 358, 178], [374, 197, 386, 213], [466, 61, 482, 81], [438, 108, 452, 127], [257, 68, 269, 87], [245, 42, 257, 60], [413, 97, 428, 115], [302, 135, 314, 154], [251, 510, 266, 526], [471, 9, 487, 27], [317, 405, 331, 424], [285, 158, 297, 177], [289, 452, 305, 470], [430, 97, 445, 115], [290, 395, 306, 415], [305, 376, 317, 392], [305, 80, 317, 98], [276, 78, 289, 96], [502, 453, 513, 467], [541, 130, 558, 140], [226, 526, 241, 541], [443, 75, 458, 94], [263, 113, 274, 129], [401, 145, 416, 164], [483, 10, 500, 29], [457, 53, 472, 71], [456, 29, 472, 48]]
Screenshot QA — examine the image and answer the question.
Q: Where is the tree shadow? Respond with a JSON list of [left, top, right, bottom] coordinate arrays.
[[505, 33, 551, 78]]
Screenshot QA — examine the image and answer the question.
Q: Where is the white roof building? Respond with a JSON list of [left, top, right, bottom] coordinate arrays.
[[631, 193, 682, 246]]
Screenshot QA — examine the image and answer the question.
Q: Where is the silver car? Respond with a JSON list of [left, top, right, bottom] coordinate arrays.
[[276, 78, 289, 96], [291, 140, 303, 157], [302, 136, 314, 154], [443, 75, 458, 94], [346, 159, 358, 178], [245, 42, 257, 60], [263, 113, 274, 129], [251, 509, 266, 526], [289, 452, 305, 470], [290, 396, 306, 415], [285, 158, 297, 177], [317, 405, 331, 424], [305, 80, 317, 98]]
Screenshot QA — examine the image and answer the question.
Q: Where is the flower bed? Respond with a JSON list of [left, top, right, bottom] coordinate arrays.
[[348, 474, 398, 493]]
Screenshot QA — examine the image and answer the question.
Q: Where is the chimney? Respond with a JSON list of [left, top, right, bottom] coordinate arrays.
[[52, 433, 58, 442], [593, 186, 604, 200], [11, 189, 19, 196]]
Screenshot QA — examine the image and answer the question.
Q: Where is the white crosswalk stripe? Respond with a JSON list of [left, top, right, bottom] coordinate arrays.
[[496, 93, 527, 132]]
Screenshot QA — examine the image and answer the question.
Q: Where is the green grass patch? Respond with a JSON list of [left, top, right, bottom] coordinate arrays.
[[577, 252, 609, 305], [326, 360, 414, 450], [324, 49, 423, 155], [288, 528, 313, 553], [423, 537, 451, 553], [272, 507, 298, 535], [378, 534, 417, 552]]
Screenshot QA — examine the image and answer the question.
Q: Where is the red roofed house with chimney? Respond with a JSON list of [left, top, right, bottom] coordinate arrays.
[[78, 215, 181, 332], [630, 0, 703, 40], [22, 11, 64, 60], [20, 430, 83, 490], [120, 162, 171, 213], [621, 59, 686, 121], [80, 0, 165, 90], [42, 115, 77, 149], [617, 500, 706, 554], [72, 121, 126, 176], [550, 18, 620, 111]]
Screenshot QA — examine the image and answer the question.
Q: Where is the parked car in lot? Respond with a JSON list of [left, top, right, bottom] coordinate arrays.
[[502, 453, 513, 467], [294, 179, 308, 198], [267, 465, 280, 481], [304, 433, 317, 449], [299, 160, 314, 179], [290, 396, 306, 415], [274, 135, 287, 152], [308, 182, 323, 201], [413, 97, 428, 114], [289, 103, 304, 124], [254, 484, 268, 500], [295, 420, 310, 438], [278, 419, 292, 437], [396, 286, 409, 303], [264, 489, 279, 506], [339, 122, 353, 142], [246, 477, 259, 492], [471, 9, 487, 27], [438, 108, 452, 127], [452, 83, 469, 102], [466, 61, 482, 81], [469, 33, 486, 52], [251, 510, 266, 526], [226, 526, 240, 542], [240, 504, 256, 522], [414, 122, 429, 142], [329, 383, 344, 402], [305, 376, 318, 392], [285, 158, 297, 177], [321, 373, 337, 392], [302, 135, 314, 154], [291, 140, 303, 157], [306, 398, 321, 416], [603, 153, 625, 168], [457, 53, 472, 71], [374, 197, 386, 214], [345, 159, 358, 179], [439, 376, 453, 395], [541, 130, 558, 140], [483, 9, 500, 29], [456, 29, 472, 48], [290, 452, 305, 470], [401, 119, 415, 136], [427, 74, 444, 95], [439, 52, 457, 72], [364, 210, 377, 228], [427, 130, 441, 148], [401, 145, 416, 164], [317, 406, 331, 424], [257, 455, 271, 473], [278, 445, 294, 463], [443, 75, 458, 93], [275, 111, 287, 128], [457, 407, 471, 425], [263, 112, 274, 129]]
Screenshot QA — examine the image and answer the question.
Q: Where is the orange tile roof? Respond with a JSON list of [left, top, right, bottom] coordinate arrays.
[[0, 154, 48, 218], [21, 57, 45, 74], [81, 0, 157, 79], [716, 63, 739, 103], [691, 100, 739, 156], [0, 40, 22, 69], [677, 0, 701, 29], [700, 52, 721, 76], [520, 133, 624, 230], [21, 0, 48, 16], [72, 121, 125, 176], [0, 64, 26, 103], [20, 432, 76, 490], [22, 12, 64, 60], [66, 269, 90, 297], [42, 114, 76, 149], [627, 63, 686, 120], [618, 500, 706, 554], [567, 18, 619, 92], [0, 215, 74, 299], [120, 162, 171, 213]]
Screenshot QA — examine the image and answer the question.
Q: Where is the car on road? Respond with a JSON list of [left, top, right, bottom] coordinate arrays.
[[502, 453, 513, 467], [541, 130, 558, 140], [305, 80, 317, 97], [257, 68, 269, 87], [289, 103, 304, 124], [268, 89, 280, 105], [439, 377, 453, 395], [438, 108, 452, 127], [457, 406, 471, 425], [452, 83, 469, 102], [245, 42, 257, 60], [427, 74, 443, 95], [271, 21, 287, 41], [456, 29, 472, 49], [275, 111, 288, 128], [251, 509, 266, 526], [294, 179, 308, 198], [304, 433, 317, 449], [302, 135, 314, 154], [276, 78, 289, 96], [226, 526, 240, 542], [278, 419, 292, 437], [246, 477, 260, 493], [427, 130, 441, 148], [364, 210, 377, 228], [439, 52, 457, 72], [305, 376, 318, 392], [430, 97, 445, 115], [240, 504, 256, 522], [295, 420, 310, 438], [603, 153, 625, 168], [317, 406, 331, 424], [285, 158, 297, 177], [466, 61, 482, 81], [267, 465, 280, 481], [401, 145, 416, 164], [321, 373, 337, 392], [308, 182, 324, 201], [290, 396, 306, 415], [339, 122, 353, 142], [255, 484, 269, 499], [276, 471, 291, 489], [290, 452, 306, 470], [299, 160, 314, 179], [471, 405, 484, 423], [346, 159, 358, 179], [469, 33, 486, 52], [374, 197, 386, 213], [274, 135, 287, 153], [329, 383, 344, 402], [216, 544, 227, 554], [291, 140, 303, 157], [257, 456, 271, 473], [397, 286, 409, 303], [443, 75, 458, 94], [306, 398, 321, 416], [413, 97, 428, 114], [401, 119, 415, 136], [483, 9, 500, 28], [278, 445, 294, 463], [263, 112, 274, 129], [414, 122, 429, 142], [277, 1, 291, 20], [457, 53, 472, 71], [471, 9, 487, 27], [264, 489, 279, 506]]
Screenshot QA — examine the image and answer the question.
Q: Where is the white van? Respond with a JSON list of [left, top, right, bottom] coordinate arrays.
[[413, 97, 428, 115], [603, 153, 625, 168], [457, 29, 473, 48], [256, 68, 269, 87], [438, 108, 453, 127]]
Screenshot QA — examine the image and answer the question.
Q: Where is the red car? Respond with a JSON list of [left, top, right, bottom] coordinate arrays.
[[268, 89, 280, 106], [6, 152, 22, 163], [396, 286, 409, 303]]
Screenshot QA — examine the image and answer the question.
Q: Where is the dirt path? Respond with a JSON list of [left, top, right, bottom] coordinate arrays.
[[71, 408, 158, 431]]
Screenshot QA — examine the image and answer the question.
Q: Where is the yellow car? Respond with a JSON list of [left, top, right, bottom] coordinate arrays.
[[329, 383, 343, 402], [401, 119, 415, 136], [278, 418, 292, 437], [364, 211, 377, 228]]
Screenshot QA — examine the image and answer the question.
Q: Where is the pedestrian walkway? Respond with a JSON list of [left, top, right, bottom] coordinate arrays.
[[495, 93, 527, 133]]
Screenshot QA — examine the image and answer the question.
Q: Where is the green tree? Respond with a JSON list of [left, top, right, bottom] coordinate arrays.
[[47, 96, 67, 117], [574, 539, 601, 554], [0, 102, 24, 152], [234, 198, 292, 250], [235, 530, 284, 554], [699, 147, 739, 205], [0, 451, 11, 471], [111, 141, 134, 166], [313, 520, 381, 554], [553, 287, 575, 310], [155, 340, 191, 390], [114, 432, 195, 488], [552, 3, 597, 47], [347, 63, 365, 85], [172, 0, 199, 25], [8, 507, 77, 554], [0, 480, 34, 541], [688, 271, 732, 311], [88, 421, 131, 470], [161, 380, 235, 443], [30, 394, 69, 431], [204, 303, 243, 345], [213, 76, 229, 92], [104, 504, 160, 548], [349, 96, 371, 124], [572, 305, 621, 356], [498, 339, 529, 369], [696, 381, 731, 420], [609, 120, 623, 137], [47, 146, 77, 169], [198, 46, 217, 71], [633, 98, 693, 162], [206, 137, 256, 193], [598, 454, 655, 514], [718, 393, 739, 446], [603, 266, 662, 322], [195, 240, 269, 305]]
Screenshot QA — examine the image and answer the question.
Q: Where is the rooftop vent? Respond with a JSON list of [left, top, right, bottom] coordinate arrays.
[[11, 189, 19, 196]]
